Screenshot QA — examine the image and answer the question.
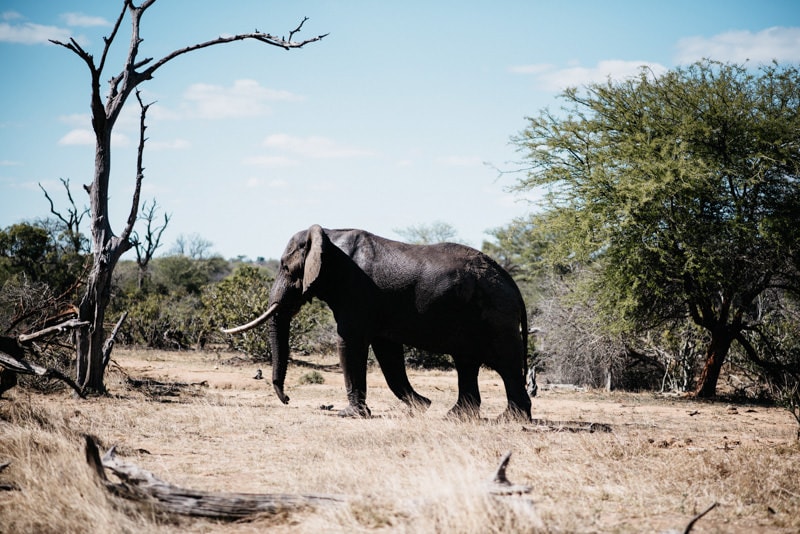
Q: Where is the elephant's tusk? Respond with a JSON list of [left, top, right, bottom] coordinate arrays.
[[221, 302, 280, 334]]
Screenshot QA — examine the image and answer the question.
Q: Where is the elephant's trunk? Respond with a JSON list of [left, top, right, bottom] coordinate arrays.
[[269, 313, 292, 404]]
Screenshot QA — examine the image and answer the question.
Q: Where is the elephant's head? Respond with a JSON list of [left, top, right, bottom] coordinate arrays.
[[221, 224, 329, 405]]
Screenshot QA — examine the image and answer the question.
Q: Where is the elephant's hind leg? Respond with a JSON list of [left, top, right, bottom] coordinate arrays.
[[372, 338, 432, 411], [488, 338, 532, 421], [448, 355, 481, 419]]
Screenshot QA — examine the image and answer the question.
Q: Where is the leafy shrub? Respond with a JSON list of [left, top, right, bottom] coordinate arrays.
[[203, 266, 337, 360], [405, 347, 454, 369], [202, 264, 273, 359], [288, 298, 337, 356], [298, 371, 325, 384], [120, 292, 206, 349]]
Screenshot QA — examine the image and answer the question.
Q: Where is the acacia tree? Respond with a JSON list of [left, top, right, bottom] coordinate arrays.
[[51, 0, 326, 393], [512, 60, 800, 397]]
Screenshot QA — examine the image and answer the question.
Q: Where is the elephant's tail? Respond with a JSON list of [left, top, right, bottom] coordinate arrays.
[[520, 300, 528, 377]]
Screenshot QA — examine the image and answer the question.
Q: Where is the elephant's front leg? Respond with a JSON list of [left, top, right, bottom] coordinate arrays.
[[337, 335, 371, 418], [372, 338, 431, 411]]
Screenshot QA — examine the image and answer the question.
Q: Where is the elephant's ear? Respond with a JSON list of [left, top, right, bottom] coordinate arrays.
[[303, 224, 326, 294]]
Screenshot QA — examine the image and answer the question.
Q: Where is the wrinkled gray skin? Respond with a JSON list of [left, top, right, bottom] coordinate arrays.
[[263, 225, 532, 420]]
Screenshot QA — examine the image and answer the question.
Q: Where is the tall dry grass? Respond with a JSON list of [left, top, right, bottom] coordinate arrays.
[[1, 348, 799, 533]]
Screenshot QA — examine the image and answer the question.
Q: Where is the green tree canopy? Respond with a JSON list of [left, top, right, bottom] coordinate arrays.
[[512, 60, 800, 397]]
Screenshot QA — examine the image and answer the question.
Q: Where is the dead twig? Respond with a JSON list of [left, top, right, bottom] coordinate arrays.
[[487, 451, 532, 495], [683, 502, 718, 533], [0, 460, 18, 491]]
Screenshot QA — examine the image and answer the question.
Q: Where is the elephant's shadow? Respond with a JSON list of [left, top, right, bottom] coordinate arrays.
[[288, 357, 341, 373]]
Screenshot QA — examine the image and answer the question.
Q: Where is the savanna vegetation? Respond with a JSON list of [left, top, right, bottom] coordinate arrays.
[[1, 1, 799, 529]]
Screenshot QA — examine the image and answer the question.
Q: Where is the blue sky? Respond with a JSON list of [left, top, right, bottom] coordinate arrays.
[[2, 1, 800, 260]]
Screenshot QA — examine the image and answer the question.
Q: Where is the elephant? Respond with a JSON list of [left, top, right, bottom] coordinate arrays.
[[223, 225, 533, 420]]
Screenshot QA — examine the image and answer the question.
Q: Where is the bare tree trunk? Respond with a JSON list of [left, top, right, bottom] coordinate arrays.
[[693, 327, 734, 399], [76, 129, 132, 393]]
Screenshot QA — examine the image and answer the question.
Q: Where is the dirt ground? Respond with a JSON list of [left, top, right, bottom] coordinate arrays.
[[2, 348, 799, 533], [116, 347, 796, 448]]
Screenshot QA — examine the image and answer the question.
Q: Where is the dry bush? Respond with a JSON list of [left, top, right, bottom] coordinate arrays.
[[1, 349, 799, 533]]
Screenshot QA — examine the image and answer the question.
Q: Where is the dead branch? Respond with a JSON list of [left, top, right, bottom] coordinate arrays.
[[84, 435, 345, 519], [102, 311, 128, 371], [120, 91, 149, 246], [487, 451, 532, 495], [0, 319, 90, 397], [526, 419, 613, 433], [17, 319, 90, 343], [683, 502, 718, 534], [0, 344, 85, 398]]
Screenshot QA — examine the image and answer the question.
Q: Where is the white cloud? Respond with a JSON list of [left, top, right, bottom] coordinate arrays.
[[61, 13, 110, 28], [59, 113, 91, 127], [0, 159, 21, 166], [675, 26, 800, 64], [57, 128, 129, 147], [181, 79, 302, 119], [262, 134, 374, 159], [57, 129, 93, 145], [0, 20, 71, 44], [512, 60, 668, 91]]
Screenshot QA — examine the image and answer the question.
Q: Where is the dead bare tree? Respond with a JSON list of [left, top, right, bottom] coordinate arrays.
[[39, 178, 89, 255], [50, 0, 326, 393], [132, 199, 170, 290]]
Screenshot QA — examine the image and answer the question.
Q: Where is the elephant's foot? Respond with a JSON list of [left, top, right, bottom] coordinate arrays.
[[404, 394, 432, 414], [338, 404, 372, 418], [498, 405, 532, 423], [446, 403, 481, 421]]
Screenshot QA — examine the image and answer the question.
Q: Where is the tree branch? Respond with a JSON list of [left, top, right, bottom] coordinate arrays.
[[98, 0, 129, 76], [139, 27, 328, 82], [17, 319, 90, 343], [120, 90, 149, 245], [102, 311, 128, 372], [48, 37, 95, 73]]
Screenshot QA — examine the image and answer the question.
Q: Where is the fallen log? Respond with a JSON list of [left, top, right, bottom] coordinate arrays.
[[84, 435, 346, 519], [84, 435, 532, 521]]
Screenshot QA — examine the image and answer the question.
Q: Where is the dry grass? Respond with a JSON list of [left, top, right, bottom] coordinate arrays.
[[1, 348, 799, 533]]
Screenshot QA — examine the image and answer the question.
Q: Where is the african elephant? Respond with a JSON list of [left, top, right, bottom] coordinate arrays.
[[223, 225, 533, 420]]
